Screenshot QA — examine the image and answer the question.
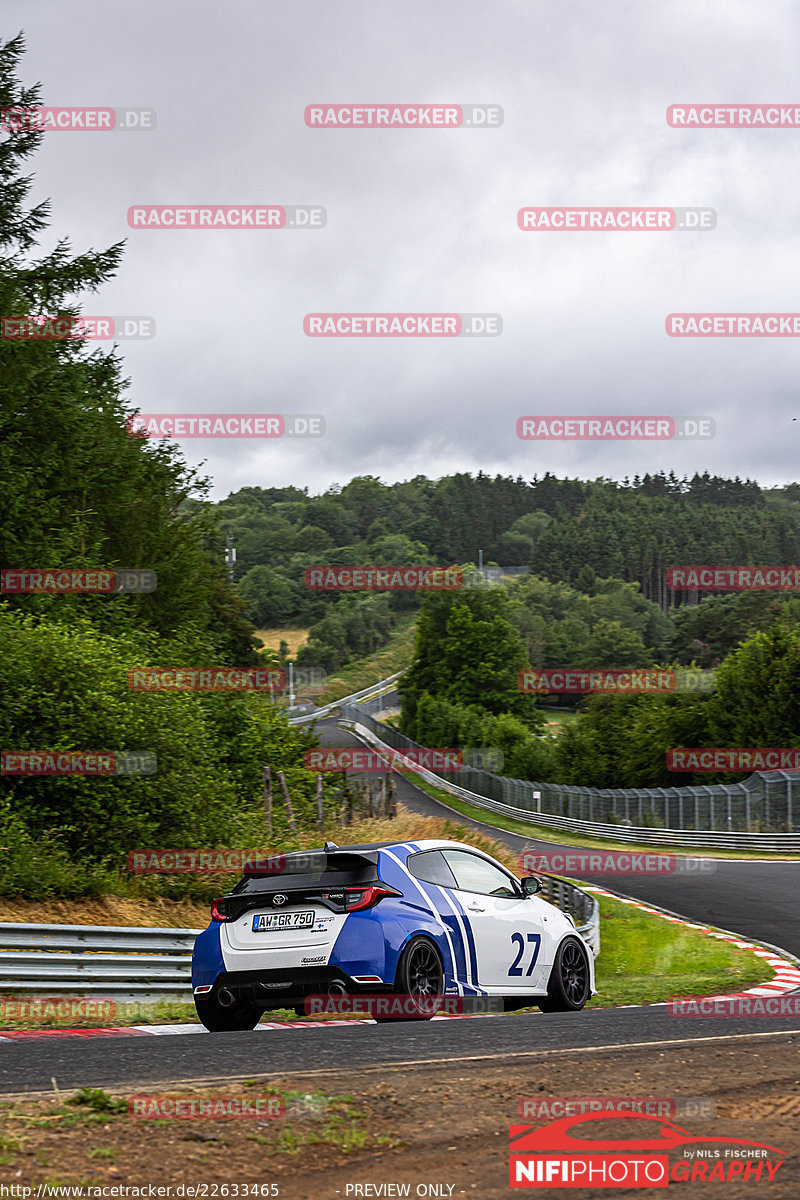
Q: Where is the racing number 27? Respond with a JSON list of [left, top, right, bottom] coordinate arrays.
[[509, 932, 541, 977]]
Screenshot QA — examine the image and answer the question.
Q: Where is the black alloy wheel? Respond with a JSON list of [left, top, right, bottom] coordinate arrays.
[[374, 936, 445, 1022], [538, 937, 591, 1012]]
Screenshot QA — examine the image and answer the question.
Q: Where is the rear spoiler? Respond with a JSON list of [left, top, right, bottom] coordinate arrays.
[[242, 847, 381, 877]]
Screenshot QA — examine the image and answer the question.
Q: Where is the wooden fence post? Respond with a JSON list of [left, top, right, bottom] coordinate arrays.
[[340, 774, 352, 825], [387, 773, 397, 818], [263, 766, 272, 833], [316, 773, 324, 829], [277, 770, 298, 835]]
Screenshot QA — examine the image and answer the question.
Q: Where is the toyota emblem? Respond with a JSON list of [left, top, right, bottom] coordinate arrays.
[[273, 894, 287, 906]]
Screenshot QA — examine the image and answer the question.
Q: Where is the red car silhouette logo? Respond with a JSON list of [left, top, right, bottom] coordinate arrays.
[[510, 1110, 784, 1155]]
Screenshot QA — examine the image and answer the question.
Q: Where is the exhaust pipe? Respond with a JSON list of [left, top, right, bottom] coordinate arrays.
[[327, 980, 348, 997], [217, 987, 237, 1008]]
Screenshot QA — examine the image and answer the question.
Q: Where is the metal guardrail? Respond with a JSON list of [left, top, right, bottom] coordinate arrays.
[[341, 708, 800, 849], [0, 923, 199, 1003], [0, 879, 598, 1002], [287, 672, 403, 726]]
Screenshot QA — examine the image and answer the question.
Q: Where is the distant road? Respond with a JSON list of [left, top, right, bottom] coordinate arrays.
[[319, 718, 800, 960]]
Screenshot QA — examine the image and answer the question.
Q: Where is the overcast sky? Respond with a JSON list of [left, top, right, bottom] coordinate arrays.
[[6, 0, 800, 499]]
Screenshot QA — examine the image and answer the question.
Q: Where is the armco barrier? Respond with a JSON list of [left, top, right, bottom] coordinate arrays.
[[0, 876, 599, 1001], [287, 672, 403, 725], [340, 708, 800, 851], [0, 923, 198, 1003]]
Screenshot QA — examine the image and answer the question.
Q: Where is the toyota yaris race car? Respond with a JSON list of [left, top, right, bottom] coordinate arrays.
[[191, 838, 596, 1031]]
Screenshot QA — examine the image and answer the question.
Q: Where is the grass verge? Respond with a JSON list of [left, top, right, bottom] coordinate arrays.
[[586, 890, 772, 1008], [317, 615, 416, 703], [252, 628, 310, 655], [0, 1082, 392, 1183]]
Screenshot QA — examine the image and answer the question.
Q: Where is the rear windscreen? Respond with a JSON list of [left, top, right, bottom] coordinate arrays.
[[231, 853, 379, 895]]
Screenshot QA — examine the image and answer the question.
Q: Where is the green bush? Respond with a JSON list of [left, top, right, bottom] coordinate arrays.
[[0, 608, 324, 871]]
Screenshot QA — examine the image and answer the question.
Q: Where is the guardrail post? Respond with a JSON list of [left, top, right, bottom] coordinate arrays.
[[316, 773, 324, 829]]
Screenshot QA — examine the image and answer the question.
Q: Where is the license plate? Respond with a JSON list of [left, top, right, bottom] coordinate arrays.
[[252, 910, 314, 932]]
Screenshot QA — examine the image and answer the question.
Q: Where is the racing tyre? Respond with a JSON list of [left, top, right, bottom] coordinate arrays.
[[375, 936, 445, 1022], [194, 993, 263, 1032], [538, 937, 590, 1012]]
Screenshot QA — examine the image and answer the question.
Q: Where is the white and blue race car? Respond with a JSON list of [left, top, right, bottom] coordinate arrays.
[[191, 838, 596, 1030]]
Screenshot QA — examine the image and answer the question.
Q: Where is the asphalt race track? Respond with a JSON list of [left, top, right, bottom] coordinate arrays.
[[1, 1008, 800, 1095], [0, 706, 796, 1094]]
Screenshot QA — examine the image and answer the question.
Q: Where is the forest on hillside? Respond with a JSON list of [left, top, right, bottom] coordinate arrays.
[[217, 472, 800, 675]]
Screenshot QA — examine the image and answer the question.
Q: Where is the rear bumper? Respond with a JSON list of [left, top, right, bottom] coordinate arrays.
[[196, 965, 394, 1008]]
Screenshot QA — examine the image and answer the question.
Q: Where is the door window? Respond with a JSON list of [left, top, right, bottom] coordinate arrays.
[[442, 850, 519, 897]]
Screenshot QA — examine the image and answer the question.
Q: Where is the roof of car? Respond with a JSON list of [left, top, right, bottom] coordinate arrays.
[[290, 839, 481, 854]]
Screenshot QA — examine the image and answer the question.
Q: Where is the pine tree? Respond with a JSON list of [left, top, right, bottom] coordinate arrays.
[[0, 33, 255, 660]]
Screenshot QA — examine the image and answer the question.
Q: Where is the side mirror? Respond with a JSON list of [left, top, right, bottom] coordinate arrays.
[[520, 876, 542, 896]]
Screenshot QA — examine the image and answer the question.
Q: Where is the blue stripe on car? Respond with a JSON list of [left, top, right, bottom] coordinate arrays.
[[446, 889, 481, 989], [403, 843, 484, 995], [379, 847, 459, 987]]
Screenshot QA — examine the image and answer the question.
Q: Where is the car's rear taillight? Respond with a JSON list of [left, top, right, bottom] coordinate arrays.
[[210, 898, 227, 922], [342, 885, 401, 912]]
